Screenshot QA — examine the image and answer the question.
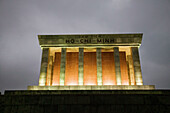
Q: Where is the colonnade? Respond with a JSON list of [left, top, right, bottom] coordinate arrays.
[[39, 47, 143, 86]]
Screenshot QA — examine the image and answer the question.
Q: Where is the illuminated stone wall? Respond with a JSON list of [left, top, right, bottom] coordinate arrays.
[[41, 47, 141, 86], [102, 52, 116, 85], [52, 52, 61, 85], [65, 52, 79, 85]]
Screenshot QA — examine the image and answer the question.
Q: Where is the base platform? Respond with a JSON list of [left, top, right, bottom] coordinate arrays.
[[1, 90, 170, 113]]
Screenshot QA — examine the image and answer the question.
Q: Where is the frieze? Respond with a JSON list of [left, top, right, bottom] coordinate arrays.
[[38, 34, 142, 47]]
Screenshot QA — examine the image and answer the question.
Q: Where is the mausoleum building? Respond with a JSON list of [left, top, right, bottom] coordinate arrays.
[[28, 34, 154, 90], [2, 34, 170, 113]]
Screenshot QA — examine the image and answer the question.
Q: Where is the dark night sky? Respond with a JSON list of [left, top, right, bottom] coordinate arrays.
[[0, 0, 170, 93]]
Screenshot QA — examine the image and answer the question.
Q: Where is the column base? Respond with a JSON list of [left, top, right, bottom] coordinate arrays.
[[28, 85, 155, 90]]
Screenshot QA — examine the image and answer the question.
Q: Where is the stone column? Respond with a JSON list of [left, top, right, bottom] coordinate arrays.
[[46, 56, 53, 86], [114, 47, 122, 85], [96, 48, 102, 85], [51, 61, 54, 86], [78, 48, 84, 85], [131, 47, 143, 85], [127, 54, 136, 85], [59, 48, 66, 85], [39, 48, 49, 86]]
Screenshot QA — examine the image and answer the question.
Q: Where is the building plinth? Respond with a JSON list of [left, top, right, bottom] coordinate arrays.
[[1, 90, 170, 113]]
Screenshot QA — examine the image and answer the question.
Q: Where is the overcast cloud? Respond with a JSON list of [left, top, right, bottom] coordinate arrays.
[[0, 0, 170, 93]]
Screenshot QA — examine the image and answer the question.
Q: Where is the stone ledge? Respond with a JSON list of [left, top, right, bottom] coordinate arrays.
[[27, 85, 155, 91], [4, 90, 170, 95]]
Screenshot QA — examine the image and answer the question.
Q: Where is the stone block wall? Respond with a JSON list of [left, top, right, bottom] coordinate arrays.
[[1, 90, 170, 113]]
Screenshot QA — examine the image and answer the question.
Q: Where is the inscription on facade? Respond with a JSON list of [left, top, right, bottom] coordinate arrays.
[[65, 38, 115, 44]]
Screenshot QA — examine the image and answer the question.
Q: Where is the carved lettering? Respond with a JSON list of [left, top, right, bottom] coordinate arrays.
[[66, 38, 115, 44], [104, 39, 109, 43], [66, 39, 70, 43], [97, 39, 102, 43], [84, 39, 91, 43], [80, 39, 84, 43], [66, 39, 75, 43], [70, 39, 74, 43]]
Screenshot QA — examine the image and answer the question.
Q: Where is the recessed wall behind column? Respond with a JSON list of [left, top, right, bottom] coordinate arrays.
[[65, 48, 79, 85], [50, 47, 130, 86], [102, 48, 116, 85], [84, 48, 97, 85], [120, 52, 129, 85], [52, 52, 61, 85]]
